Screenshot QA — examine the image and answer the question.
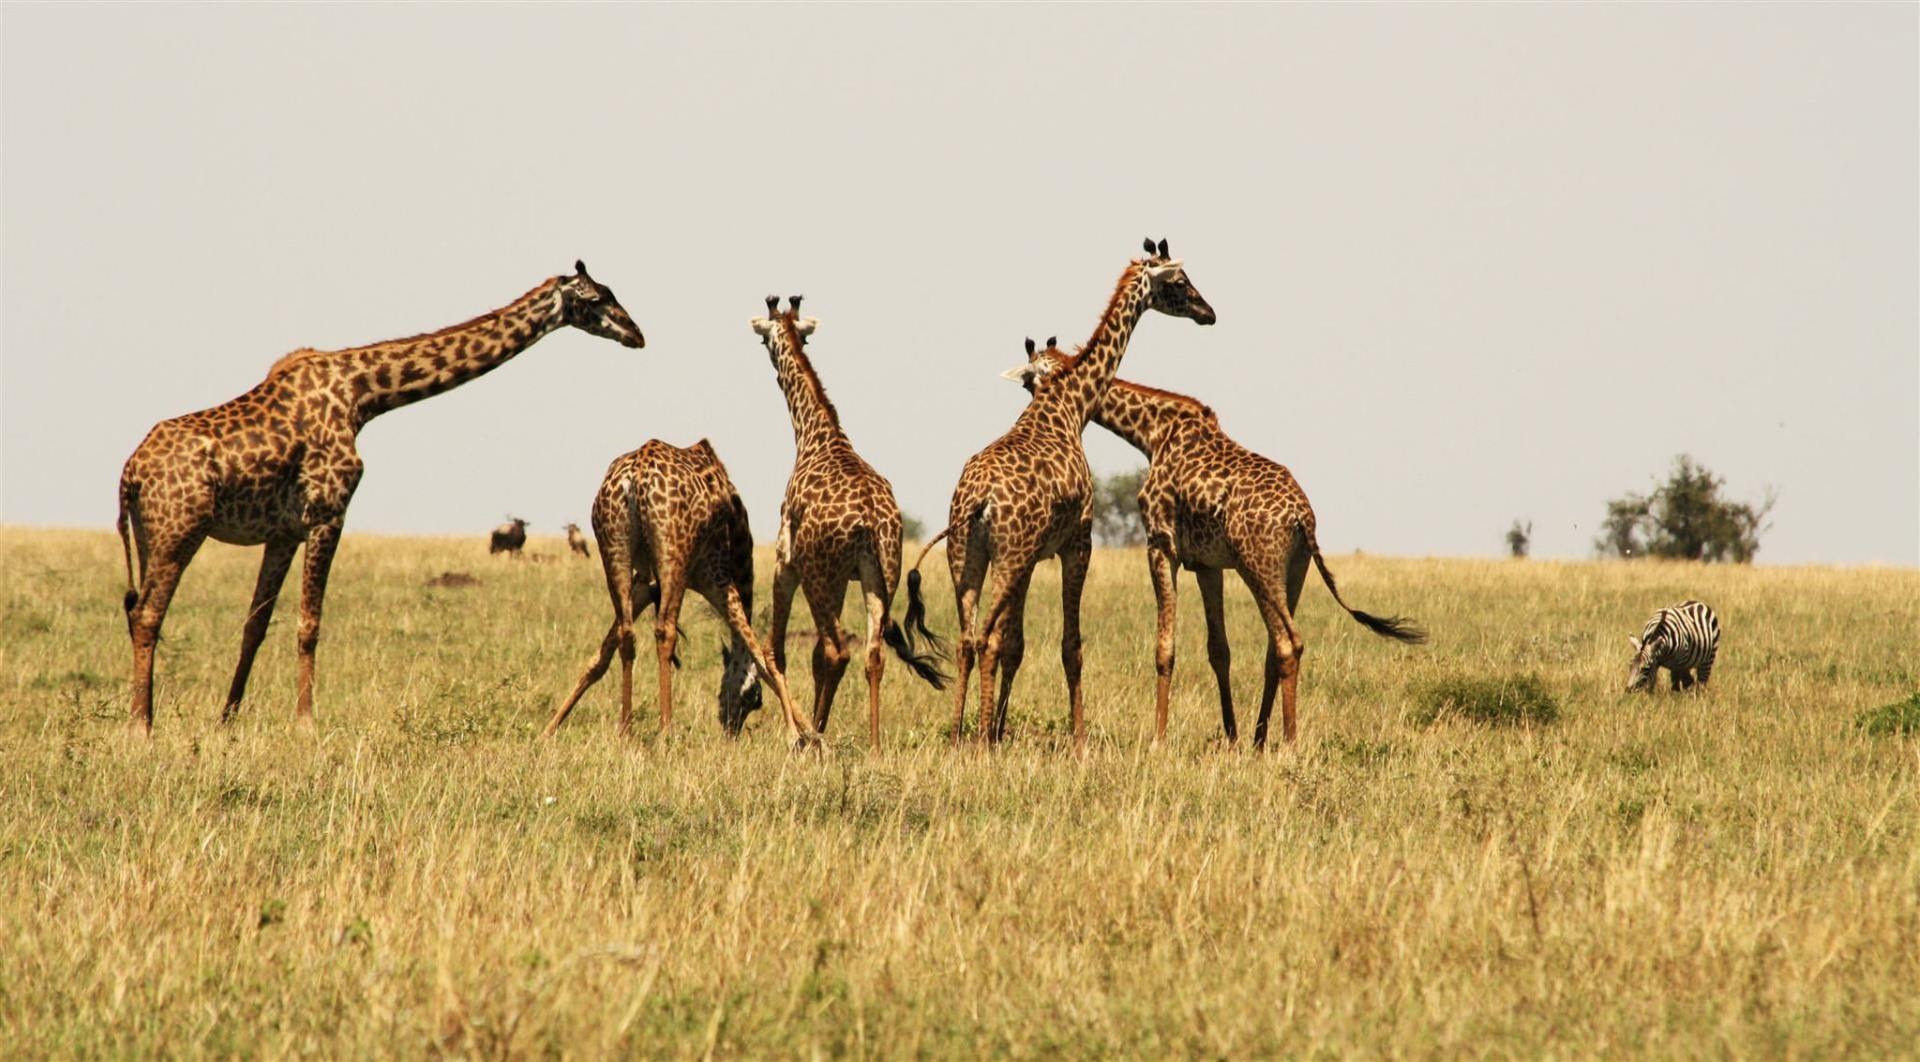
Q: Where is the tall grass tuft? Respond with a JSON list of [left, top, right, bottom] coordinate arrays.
[[1856, 692, 1920, 736], [1412, 673, 1561, 727]]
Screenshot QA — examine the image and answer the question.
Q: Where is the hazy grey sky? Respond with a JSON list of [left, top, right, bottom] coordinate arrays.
[[3, 4, 1915, 565]]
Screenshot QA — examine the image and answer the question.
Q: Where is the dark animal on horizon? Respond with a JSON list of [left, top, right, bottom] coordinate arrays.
[[491, 517, 529, 556]]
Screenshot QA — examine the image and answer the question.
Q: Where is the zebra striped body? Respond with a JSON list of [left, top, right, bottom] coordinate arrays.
[[1626, 600, 1720, 692]]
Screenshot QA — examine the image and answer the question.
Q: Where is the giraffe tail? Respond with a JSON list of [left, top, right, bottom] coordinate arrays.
[[1309, 539, 1427, 644], [117, 480, 140, 616], [907, 525, 951, 578]]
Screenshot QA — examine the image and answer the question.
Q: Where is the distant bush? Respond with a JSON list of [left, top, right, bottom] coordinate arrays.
[[1413, 674, 1560, 727], [1092, 468, 1147, 547], [1856, 693, 1920, 737], [1596, 454, 1775, 563], [901, 513, 926, 542]]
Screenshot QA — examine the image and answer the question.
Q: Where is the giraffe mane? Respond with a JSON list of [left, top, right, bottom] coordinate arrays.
[[267, 278, 564, 376], [1045, 260, 1149, 392], [774, 313, 843, 432], [1039, 342, 1215, 422]]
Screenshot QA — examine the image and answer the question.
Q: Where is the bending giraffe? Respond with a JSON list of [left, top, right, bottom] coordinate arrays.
[[541, 440, 819, 748], [749, 296, 946, 747], [1005, 338, 1426, 747], [116, 261, 644, 734], [911, 239, 1215, 749]]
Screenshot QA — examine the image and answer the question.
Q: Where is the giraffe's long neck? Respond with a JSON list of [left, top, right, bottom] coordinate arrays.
[[344, 279, 565, 426], [767, 318, 845, 454], [1034, 263, 1153, 432], [1091, 380, 1214, 459]]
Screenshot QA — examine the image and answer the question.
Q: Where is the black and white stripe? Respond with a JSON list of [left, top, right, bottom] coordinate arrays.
[[1626, 600, 1719, 692]]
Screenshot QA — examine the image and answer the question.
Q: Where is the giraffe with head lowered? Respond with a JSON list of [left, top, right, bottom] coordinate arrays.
[[911, 239, 1215, 749], [1006, 339, 1426, 747], [748, 296, 945, 748], [117, 261, 645, 734], [541, 439, 818, 748]]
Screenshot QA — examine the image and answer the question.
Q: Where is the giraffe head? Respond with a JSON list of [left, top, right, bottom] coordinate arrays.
[[1140, 238, 1216, 325], [716, 638, 764, 735], [1000, 336, 1072, 393], [748, 294, 819, 355], [556, 260, 645, 348]]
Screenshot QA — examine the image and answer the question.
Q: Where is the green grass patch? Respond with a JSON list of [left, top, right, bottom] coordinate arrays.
[[1412, 673, 1560, 727], [1856, 692, 1920, 737]]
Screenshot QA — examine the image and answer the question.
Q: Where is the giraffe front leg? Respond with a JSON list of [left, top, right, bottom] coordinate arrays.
[[544, 622, 621, 739], [1195, 566, 1236, 745], [294, 523, 345, 726], [127, 527, 208, 735], [1059, 537, 1091, 752], [1146, 542, 1179, 744], [719, 584, 817, 750], [222, 537, 300, 724]]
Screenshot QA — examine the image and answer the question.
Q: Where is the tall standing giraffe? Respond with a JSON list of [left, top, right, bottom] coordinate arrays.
[[117, 261, 645, 734], [1005, 339, 1426, 746], [749, 296, 945, 748], [911, 239, 1215, 749], [541, 439, 819, 747]]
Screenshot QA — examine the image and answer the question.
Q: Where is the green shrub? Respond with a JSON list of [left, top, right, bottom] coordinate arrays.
[[1856, 693, 1920, 737], [1413, 674, 1560, 727]]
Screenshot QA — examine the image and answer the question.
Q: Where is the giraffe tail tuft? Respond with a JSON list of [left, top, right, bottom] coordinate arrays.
[[902, 569, 948, 656], [1310, 545, 1427, 644], [883, 618, 949, 690]]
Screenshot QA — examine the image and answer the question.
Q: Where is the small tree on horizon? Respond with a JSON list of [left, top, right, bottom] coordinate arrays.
[[901, 512, 926, 543], [1595, 454, 1774, 563], [1092, 468, 1148, 547]]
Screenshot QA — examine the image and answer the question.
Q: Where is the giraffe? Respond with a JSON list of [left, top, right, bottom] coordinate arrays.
[[541, 440, 819, 747], [116, 261, 644, 734], [1005, 339, 1426, 747], [910, 239, 1215, 749], [749, 296, 946, 747]]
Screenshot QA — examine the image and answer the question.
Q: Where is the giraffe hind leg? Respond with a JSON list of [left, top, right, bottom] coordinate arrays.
[[127, 525, 208, 734]]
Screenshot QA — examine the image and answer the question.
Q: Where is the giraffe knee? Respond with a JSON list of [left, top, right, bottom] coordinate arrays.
[[616, 624, 636, 661]]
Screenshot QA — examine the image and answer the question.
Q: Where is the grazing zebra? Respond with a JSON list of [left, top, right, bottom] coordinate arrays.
[[1625, 600, 1719, 692]]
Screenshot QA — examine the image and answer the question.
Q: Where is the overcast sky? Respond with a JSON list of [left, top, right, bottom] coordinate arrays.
[[3, 4, 1915, 565]]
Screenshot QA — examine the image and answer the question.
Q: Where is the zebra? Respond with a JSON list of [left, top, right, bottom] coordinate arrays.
[[1625, 600, 1719, 693]]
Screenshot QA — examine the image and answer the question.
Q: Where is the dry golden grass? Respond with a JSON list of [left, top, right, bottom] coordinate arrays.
[[2, 527, 1915, 1056]]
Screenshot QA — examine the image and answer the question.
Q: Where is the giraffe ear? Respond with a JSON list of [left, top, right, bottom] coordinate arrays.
[[795, 316, 819, 337], [1025, 337, 1036, 355], [1157, 238, 1169, 259], [1143, 237, 1157, 256]]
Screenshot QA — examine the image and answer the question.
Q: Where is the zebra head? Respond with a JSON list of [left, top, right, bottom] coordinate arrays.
[[1624, 630, 1662, 692]]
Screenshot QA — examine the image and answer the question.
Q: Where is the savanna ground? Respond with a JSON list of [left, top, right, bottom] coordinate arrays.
[[1, 526, 1915, 1057]]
